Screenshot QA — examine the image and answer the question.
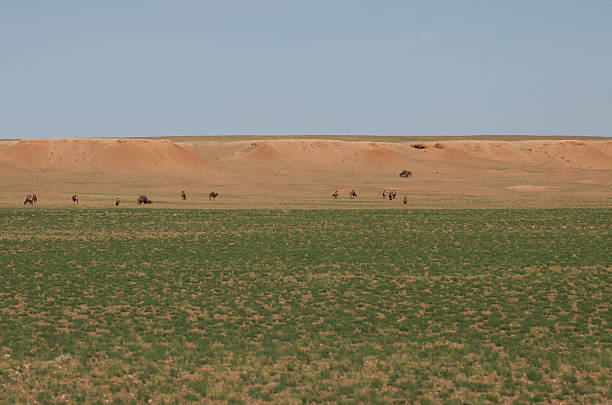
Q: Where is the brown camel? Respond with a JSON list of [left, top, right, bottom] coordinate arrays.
[[399, 169, 412, 178], [115, 198, 120, 206], [137, 195, 153, 205], [403, 196, 408, 205], [72, 195, 79, 204], [32, 194, 37, 204], [382, 190, 387, 198], [388, 190, 397, 200], [24, 195, 33, 205], [349, 190, 357, 199], [181, 191, 186, 200], [332, 191, 339, 199], [209, 192, 218, 200]]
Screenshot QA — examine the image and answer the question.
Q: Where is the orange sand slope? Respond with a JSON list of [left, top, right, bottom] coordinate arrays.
[[0, 138, 218, 175], [1, 137, 610, 208]]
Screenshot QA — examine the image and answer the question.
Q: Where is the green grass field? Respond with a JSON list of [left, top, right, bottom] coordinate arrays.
[[0, 208, 610, 404]]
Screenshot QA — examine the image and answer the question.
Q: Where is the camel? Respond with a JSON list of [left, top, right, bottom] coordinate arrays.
[[24, 195, 33, 205], [388, 190, 397, 200], [115, 198, 120, 206], [434, 142, 443, 149], [382, 190, 387, 198], [411, 143, 426, 149], [399, 170, 412, 178], [209, 192, 218, 200], [403, 196, 408, 205], [181, 191, 186, 200], [137, 195, 152, 205], [32, 194, 37, 204], [349, 190, 357, 199], [72, 195, 79, 204], [332, 191, 339, 199]]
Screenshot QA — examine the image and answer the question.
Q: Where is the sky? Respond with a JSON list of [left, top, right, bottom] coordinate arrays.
[[1, 0, 611, 139]]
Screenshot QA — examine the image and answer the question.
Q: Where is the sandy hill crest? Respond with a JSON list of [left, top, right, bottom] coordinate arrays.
[[0, 138, 219, 177]]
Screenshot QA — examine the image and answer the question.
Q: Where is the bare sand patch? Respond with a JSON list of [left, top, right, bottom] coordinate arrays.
[[506, 185, 560, 192]]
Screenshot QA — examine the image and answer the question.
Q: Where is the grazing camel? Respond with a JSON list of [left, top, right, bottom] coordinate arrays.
[[349, 190, 357, 199], [32, 194, 37, 204], [181, 191, 186, 200], [137, 195, 152, 205], [399, 169, 412, 178], [24, 195, 34, 205], [332, 190, 339, 199], [72, 195, 79, 204], [209, 192, 218, 200], [403, 196, 408, 205], [115, 198, 120, 206]]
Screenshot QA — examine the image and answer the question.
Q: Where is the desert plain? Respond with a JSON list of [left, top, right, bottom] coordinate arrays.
[[1, 135, 610, 208], [1, 135, 611, 404]]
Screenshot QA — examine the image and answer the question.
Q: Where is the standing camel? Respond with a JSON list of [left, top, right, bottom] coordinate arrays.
[[209, 192, 218, 200], [24, 195, 34, 205], [349, 190, 357, 199], [332, 191, 339, 199], [72, 195, 79, 204], [181, 191, 186, 200], [403, 196, 408, 205], [115, 198, 120, 206], [32, 194, 37, 204]]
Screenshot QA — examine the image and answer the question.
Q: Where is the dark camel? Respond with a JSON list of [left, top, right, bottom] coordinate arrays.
[[403, 196, 408, 205], [24, 195, 34, 205], [209, 192, 218, 200], [332, 191, 339, 199], [32, 194, 37, 204], [349, 190, 357, 199], [137, 195, 152, 205], [115, 198, 120, 206], [399, 169, 412, 178], [181, 191, 186, 200], [72, 195, 79, 204]]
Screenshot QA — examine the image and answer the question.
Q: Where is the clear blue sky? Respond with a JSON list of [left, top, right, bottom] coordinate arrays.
[[1, 1, 611, 139]]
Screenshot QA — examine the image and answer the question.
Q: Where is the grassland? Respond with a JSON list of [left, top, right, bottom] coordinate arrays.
[[0, 208, 610, 404]]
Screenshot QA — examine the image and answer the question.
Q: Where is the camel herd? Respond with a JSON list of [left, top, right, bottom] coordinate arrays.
[[22, 191, 220, 206], [23, 169, 414, 206], [329, 189, 409, 205], [23, 189, 411, 206], [328, 169, 414, 204]]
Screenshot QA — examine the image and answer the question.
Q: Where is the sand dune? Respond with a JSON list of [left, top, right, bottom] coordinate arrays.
[[0, 138, 218, 176], [0, 136, 610, 208]]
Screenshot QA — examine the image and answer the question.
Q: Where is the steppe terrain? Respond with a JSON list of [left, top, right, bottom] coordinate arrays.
[[1, 209, 610, 403], [1, 136, 610, 208]]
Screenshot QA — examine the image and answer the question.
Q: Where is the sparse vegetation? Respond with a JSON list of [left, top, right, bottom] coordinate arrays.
[[0, 208, 610, 403]]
